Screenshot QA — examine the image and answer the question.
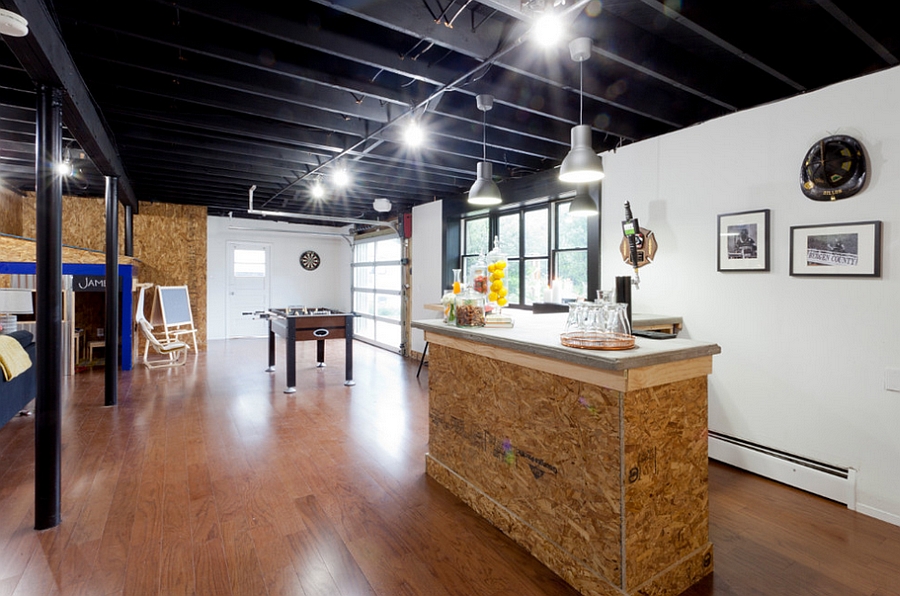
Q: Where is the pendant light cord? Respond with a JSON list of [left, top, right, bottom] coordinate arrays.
[[482, 108, 487, 161], [579, 59, 584, 125]]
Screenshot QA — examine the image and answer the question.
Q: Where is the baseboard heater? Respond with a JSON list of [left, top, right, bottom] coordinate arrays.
[[708, 430, 856, 510]]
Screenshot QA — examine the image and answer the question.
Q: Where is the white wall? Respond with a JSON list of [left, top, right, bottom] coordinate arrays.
[[599, 66, 900, 526], [410, 200, 445, 355], [207, 216, 352, 340]]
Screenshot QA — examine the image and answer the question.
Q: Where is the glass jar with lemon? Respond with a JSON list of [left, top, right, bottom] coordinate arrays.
[[486, 236, 508, 313]]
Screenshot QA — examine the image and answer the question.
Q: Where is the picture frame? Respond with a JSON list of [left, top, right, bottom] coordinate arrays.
[[717, 209, 770, 271], [790, 221, 882, 277]]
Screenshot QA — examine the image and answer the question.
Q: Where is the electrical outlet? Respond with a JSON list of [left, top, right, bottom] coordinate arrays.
[[885, 368, 900, 393]]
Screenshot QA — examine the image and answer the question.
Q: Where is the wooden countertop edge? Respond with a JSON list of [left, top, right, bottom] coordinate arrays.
[[424, 331, 714, 392], [415, 320, 720, 369]]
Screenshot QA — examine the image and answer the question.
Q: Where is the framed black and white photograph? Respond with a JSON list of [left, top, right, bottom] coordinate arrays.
[[790, 221, 882, 277], [717, 209, 770, 271]]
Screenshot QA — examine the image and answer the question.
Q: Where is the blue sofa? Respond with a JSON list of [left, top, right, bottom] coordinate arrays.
[[1, 330, 36, 428]]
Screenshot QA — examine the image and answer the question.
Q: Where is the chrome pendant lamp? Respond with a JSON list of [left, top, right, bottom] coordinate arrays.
[[559, 37, 604, 184], [468, 94, 503, 206]]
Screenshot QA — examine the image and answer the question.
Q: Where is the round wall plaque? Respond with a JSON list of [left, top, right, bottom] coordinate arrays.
[[800, 135, 867, 201], [300, 250, 321, 271]]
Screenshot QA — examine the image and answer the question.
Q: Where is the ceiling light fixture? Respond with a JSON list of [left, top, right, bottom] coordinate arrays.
[[559, 37, 605, 184], [311, 178, 325, 199], [468, 94, 502, 206], [373, 198, 392, 213], [0, 9, 29, 38], [532, 11, 563, 48], [333, 167, 350, 188], [55, 149, 75, 177], [567, 183, 598, 216], [404, 120, 424, 148]]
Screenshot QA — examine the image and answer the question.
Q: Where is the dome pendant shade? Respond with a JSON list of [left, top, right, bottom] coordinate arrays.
[[468, 162, 502, 206], [568, 184, 598, 216], [559, 125, 604, 183], [0, 9, 28, 37]]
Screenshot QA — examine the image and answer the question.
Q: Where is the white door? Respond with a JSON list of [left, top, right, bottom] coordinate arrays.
[[226, 242, 270, 338]]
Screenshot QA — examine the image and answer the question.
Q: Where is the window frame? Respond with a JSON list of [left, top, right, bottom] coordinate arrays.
[[351, 234, 403, 352], [459, 193, 593, 308]]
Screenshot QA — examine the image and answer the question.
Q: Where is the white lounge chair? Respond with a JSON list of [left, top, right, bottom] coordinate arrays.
[[135, 283, 189, 368]]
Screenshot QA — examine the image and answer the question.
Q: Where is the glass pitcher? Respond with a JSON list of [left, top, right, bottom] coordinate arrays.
[[602, 302, 632, 336]]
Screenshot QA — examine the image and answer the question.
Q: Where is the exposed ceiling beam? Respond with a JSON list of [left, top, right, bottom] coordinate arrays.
[[0, 0, 139, 211]]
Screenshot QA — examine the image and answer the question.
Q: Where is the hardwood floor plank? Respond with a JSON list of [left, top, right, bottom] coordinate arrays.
[[0, 483, 38, 583], [121, 411, 165, 596], [293, 494, 376, 596], [10, 534, 62, 596], [283, 527, 342, 596], [0, 575, 20, 596], [248, 523, 307, 596], [219, 519, 269, 596], [85, 417, 147, 595], [191, 535, 232, 596], [159, 420, 195, 596]]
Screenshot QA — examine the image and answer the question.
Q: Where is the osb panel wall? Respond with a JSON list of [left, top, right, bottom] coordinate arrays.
[[20, 195, 208, 349], [428, 343, 624, 587], [131, 203, 207, 348], [427, 342, 714, 596], [2, 190, 27, 288], [0, 235, 136, 265], [622, 377, 711, 591], [0, 188, 25, 237]]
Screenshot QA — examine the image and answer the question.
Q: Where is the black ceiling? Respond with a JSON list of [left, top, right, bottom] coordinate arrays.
[[1, 0, 897, 223]]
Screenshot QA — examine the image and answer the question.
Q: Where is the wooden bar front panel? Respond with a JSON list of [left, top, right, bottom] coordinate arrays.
[[425, 342, 712, 596]]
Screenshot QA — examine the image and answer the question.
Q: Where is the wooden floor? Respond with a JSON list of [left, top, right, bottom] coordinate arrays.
[[1, 339, 899, 596]]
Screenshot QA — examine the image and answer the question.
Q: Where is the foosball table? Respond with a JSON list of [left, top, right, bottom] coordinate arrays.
[[263, 307, 355, 393]]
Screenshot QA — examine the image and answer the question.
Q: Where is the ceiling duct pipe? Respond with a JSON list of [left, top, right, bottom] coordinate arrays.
[[246, 186, 398, 234]]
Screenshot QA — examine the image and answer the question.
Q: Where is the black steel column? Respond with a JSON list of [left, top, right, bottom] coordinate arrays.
[[124, 203, 134, 257], [285, 318, 296, 393], [105, 177, 119, 406], [34, 86, 63, 531], [266, 319, 276, 372], [344, 315, 355, 386]]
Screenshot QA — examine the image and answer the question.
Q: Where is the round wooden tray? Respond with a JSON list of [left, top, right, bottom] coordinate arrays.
[[560, 331, 636, 350]]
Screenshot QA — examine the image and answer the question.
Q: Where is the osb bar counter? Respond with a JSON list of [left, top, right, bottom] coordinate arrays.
[[413, 313, 721, 596]]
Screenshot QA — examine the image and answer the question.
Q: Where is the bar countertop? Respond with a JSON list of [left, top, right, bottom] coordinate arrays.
[[412, 311, 720, 371]]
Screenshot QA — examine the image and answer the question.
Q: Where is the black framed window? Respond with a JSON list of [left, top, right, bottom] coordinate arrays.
[[461, 215, 490, 286], [460, 197, 590, 307]]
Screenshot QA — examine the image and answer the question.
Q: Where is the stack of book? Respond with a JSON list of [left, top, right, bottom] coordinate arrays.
[[484, 314, 514, 328]]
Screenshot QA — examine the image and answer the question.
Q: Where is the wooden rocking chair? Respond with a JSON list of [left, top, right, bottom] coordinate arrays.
[[136, 284, 189, 368]]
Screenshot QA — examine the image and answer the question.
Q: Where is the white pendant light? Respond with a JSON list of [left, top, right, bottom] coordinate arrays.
[[468, 94, 502, 206], [0, 9, 29, 38], [559, 37, 604, 183], [568, 183, 598, 216]]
